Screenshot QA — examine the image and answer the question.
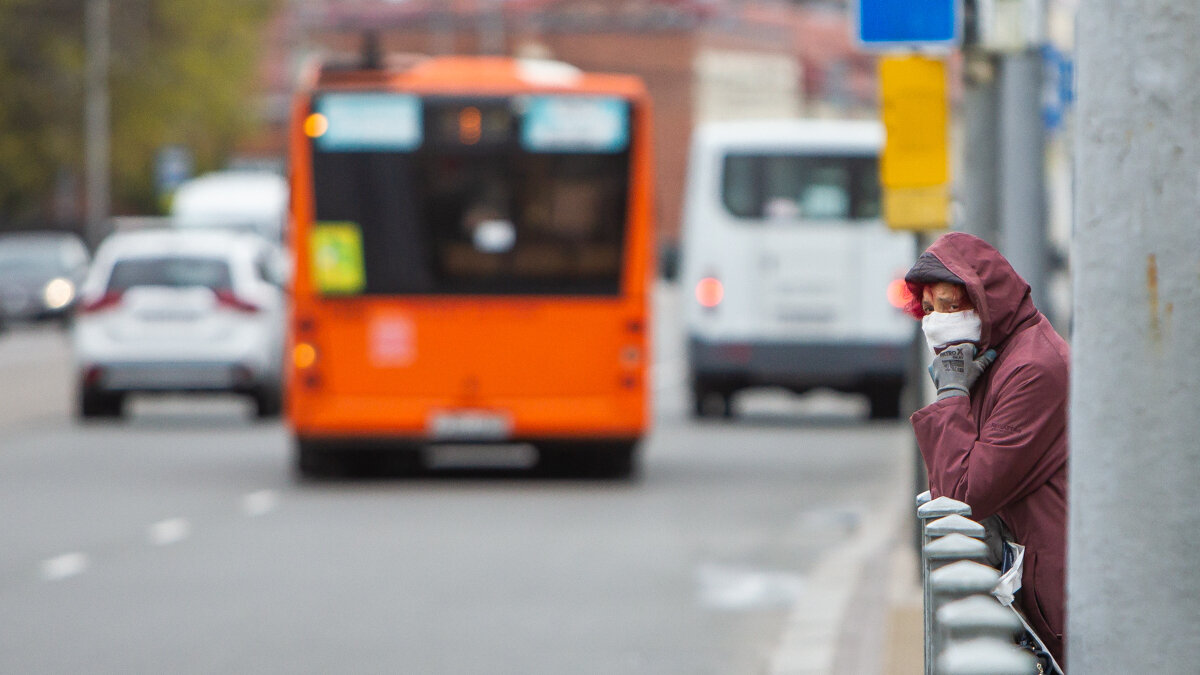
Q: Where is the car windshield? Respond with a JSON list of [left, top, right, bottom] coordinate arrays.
[[106, 257, 233, 292], [722, 153, 881, 221], [309, 94, 631, 296]]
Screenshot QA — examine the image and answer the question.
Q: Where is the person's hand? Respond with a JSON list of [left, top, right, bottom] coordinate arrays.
[[928, 343, 997, 400]]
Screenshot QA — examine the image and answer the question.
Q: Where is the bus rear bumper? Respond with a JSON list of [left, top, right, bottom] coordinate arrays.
[[289, 393, 646, 441]]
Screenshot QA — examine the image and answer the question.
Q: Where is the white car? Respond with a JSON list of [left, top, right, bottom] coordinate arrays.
[[72, 229, 286, 419]]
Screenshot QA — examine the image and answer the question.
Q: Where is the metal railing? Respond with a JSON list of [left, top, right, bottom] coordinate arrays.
[[916, 490, 1056, 674]]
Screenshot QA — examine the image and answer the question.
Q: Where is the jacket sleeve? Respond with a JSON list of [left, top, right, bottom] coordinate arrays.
[[910, 362, 1066, 520]]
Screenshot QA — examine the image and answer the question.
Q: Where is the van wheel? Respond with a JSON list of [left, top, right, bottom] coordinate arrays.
[[867, 383, 903, 420], [692, 385, 734, 419]]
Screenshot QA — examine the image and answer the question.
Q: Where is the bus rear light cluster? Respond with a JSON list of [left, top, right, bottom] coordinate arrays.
[[293, 342, 318, 370]]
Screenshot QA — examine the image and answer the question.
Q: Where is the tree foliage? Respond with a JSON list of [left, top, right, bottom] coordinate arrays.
[[0, 0, 277, 227]]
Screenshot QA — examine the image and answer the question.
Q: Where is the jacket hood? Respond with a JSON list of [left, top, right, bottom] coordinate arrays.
[[906, 232, 1037, 349]]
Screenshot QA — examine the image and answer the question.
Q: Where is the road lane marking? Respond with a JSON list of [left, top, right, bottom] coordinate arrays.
[[147, 518, 191, 546], [768, 486, 909, 673], [696, 563, 807, 611], [40, 553, 89, 581], [242, 490, 279, 516]]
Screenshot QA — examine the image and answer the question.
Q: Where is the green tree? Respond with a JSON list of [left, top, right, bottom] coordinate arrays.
[[0, 0, 277, 229]]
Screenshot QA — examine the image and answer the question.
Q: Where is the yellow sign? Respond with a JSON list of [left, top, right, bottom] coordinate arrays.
[[885, 185, 951, 231], [879, 55, 949, 231], [311, 222, 366, 294]]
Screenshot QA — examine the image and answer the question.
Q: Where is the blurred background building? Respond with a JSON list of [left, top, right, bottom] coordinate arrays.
[[257, 0, 877, 248]]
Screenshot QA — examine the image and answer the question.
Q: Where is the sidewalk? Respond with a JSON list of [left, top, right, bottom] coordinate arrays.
[[880, 544, 924, 675], [766, 485, 925, 675]]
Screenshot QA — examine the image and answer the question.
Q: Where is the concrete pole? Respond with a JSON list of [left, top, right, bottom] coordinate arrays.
[[998, 49, 1048, 314], [1070, 1, 1200, 671], [84, 0, 111, 248], [959, 52, 1000, 245]]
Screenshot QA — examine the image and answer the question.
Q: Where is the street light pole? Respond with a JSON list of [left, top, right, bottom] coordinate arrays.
[[85, 0, 110, 247]]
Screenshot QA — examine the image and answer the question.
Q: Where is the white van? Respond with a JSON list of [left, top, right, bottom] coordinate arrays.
[[170, 170, 288, 243], [678, 119, 917, 419]]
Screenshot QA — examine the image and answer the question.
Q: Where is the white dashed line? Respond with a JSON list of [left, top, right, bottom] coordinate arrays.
[[241, 490, 279, 517], [40, 553, 89, 581], [147, 518, 191, 546]]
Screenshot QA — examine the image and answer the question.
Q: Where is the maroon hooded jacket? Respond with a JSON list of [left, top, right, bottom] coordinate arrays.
[[907, 233, 1070, 665]]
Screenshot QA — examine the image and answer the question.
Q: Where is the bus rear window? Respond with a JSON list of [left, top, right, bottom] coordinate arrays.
[[721, 154, 881, 221], [309, 95, 631, 296]]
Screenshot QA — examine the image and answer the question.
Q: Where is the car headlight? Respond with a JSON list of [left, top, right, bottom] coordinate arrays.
[[43, 278, 75, 310]]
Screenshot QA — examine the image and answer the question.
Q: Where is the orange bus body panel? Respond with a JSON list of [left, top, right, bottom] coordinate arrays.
[[286, 57, 655, 443]]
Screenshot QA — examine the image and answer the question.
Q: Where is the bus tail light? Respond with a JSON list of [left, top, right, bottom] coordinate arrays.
[[293, 342, 318, 370], [695, 277, 724, 309], [621, 346, 641, 367]]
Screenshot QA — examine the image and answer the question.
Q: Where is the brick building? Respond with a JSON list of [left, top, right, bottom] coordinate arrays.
[[258, 0, 875, 245]]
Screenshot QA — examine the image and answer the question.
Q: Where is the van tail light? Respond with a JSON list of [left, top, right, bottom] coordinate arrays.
[[695, 277, 724, 309], [80, 291, 124, 314], [214, 289, 261, 313], [887, 278, 914, 311]]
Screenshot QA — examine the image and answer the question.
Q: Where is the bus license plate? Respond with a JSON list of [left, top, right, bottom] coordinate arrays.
[[428, 411, 512, 440]]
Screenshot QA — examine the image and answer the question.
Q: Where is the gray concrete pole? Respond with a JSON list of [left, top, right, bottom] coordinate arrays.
[[998, 50, 1048, 314], [1070, 1, 1200, 671], [84, 0, 111, 248], [959, 52, 1000, 245]]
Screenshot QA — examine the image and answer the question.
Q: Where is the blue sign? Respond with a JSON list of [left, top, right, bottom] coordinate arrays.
[[856, 0, 958, 49], [521, 96, 629, 154], [314, 93, 422, 151], [1042, 45, 1074, 133]]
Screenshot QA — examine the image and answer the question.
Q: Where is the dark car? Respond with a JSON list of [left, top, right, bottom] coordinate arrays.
[[0, 231, 91, 326]]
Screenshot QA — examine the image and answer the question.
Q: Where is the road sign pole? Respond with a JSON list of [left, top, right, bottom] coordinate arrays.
[[998, 49, 1048, 314]]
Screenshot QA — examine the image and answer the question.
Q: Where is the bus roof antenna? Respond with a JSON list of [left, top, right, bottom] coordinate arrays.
[[362, 31, 382, 70]]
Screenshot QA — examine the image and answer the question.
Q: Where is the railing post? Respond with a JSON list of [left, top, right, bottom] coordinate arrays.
[[938, 637, 1036, 675], [936, 595, 1023, 644], [917, 496, 972, 675], [925, 527, 989, 666]]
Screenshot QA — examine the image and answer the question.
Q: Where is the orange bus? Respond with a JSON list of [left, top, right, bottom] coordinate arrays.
[[286, 53, 655, 478]]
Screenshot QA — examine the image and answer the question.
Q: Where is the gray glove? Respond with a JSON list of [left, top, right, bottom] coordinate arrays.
[[928, 343, 997, 400]]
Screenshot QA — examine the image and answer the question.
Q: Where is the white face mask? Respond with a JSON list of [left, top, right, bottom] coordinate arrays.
[[922, 310, 982, 353]]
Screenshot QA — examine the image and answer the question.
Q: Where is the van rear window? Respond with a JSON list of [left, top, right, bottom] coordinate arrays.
[[721, 154, 881, 221]]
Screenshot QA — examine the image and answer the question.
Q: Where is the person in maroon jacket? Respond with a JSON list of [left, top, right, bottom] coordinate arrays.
[[902, 232, 1070, 668]]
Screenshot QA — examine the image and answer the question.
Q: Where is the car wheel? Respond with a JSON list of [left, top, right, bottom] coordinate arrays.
[[78, 388, 124, 419], [253, 386, 283, 419]]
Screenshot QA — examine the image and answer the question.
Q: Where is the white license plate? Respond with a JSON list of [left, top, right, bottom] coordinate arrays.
[[428, 411, 512, 440]]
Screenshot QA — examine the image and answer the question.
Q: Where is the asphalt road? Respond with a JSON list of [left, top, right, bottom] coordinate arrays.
[[0, 286, 915, 674]]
